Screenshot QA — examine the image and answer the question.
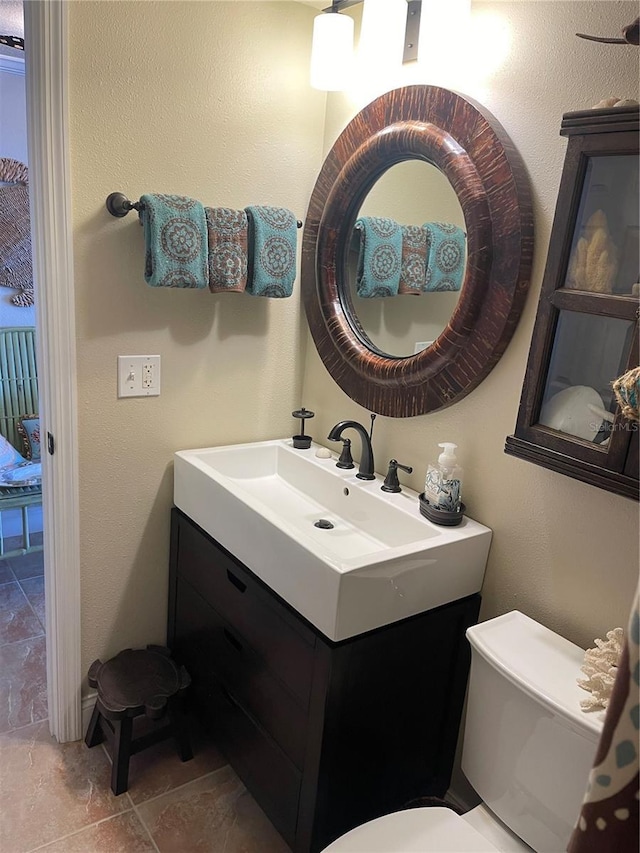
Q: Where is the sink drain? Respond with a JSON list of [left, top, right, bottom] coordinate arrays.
[[314, 519, 334, 530]]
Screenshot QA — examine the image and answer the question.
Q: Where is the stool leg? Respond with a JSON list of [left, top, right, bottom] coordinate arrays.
[[169, 695, 193, 762], [84, 704, 104, 748], [110, 716, 133, 796]]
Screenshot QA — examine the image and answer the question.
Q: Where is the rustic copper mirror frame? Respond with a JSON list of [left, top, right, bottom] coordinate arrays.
[[301, 85, 534, 417]]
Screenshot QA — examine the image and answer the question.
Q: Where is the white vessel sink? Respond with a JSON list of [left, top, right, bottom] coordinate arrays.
[[174, 439, 492, 641]]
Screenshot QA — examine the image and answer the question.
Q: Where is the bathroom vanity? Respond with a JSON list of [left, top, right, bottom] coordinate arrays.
[[168, 507, 481, 853]]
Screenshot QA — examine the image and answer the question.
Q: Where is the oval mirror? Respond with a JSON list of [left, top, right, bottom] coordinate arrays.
[[302, 85, 534, 418], [346, 160, 466, 357]]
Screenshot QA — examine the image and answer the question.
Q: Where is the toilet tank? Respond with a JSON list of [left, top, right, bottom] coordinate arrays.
[[462, 612, 604, 853]]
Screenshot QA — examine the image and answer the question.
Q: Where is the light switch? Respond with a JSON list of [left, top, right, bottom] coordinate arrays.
[[118, 355, 161, 397]]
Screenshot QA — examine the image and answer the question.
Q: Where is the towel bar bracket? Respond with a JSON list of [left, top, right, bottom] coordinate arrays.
[[106, 192, 143, 218]]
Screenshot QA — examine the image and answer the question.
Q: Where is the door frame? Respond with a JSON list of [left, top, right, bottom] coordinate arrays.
[[23, 0, 82, 742]]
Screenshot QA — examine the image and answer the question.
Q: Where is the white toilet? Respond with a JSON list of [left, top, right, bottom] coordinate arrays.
[[323, 611, 604, 853]]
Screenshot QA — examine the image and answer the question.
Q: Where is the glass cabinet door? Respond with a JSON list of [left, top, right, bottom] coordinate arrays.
[[538, 311, 635, 443], [564, 154, 639, 296]]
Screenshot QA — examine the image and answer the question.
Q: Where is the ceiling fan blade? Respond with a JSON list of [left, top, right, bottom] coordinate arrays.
[[576, 32, 627, 44], [576, 16, 639, 46]]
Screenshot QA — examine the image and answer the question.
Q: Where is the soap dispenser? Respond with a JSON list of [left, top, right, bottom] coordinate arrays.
[[423, 443, 463, 512]]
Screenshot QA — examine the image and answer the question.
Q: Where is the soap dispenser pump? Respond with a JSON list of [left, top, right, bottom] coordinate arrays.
[[423, 443, 463, 512]]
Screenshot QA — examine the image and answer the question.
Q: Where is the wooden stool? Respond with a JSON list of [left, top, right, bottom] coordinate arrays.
[[84, 644, 193, 795]]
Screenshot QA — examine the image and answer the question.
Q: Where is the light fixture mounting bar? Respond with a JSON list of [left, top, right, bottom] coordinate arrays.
[[321, 0, 363, 12], [403, 0, 422, 62]]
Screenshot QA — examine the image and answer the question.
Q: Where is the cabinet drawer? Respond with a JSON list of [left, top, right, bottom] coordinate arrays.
[[176, 625, 301, 850], [210, 675, 301, 848], [176, 577, 308, 769], [176, 513, 315, 706]]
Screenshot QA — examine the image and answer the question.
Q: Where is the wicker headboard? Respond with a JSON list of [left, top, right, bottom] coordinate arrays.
[[0, 327, 39, 451]]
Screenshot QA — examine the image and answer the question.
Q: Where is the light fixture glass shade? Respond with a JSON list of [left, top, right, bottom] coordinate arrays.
[[418, 0, 472, 79], [310, 11, 354, 91], [359, 0, 407, 75]]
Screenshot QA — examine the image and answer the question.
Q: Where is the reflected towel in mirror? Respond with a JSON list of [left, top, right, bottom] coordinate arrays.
[[399, 224, 428, 295], [139, 194, 208, 288], [205, 207, 248, 293], [354, 216, 402, 298], [423, 222, 466, 292], [245, 206, 297, 297]]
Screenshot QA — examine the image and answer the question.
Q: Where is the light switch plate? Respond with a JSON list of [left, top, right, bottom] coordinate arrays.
[[118, 355, 161, 397]]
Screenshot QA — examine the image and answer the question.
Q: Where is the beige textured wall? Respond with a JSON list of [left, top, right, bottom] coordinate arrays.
[[68, 1, 325, 678], [302, 0, 640, 651]]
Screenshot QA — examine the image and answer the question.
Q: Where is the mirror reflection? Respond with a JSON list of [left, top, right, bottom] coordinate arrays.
[[345, 160, 466, 357]]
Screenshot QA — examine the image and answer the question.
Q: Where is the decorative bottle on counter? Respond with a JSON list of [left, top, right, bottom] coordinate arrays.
[[424, 443, 463, 511]]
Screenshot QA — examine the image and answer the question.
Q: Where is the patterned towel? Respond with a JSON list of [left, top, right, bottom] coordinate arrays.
[[139, 194, 208, 288], [205, 207, 248, 293], [245, 206, 297, 297], [399, 225, 428, 295], [568, 583, 639, 853], [423, 222, 467, 292], [354, 217, 402, 298]]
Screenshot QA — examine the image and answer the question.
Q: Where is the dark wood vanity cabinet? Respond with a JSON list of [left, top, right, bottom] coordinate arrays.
[[506, 106, 639, 499], [168, 508, 480, 853]]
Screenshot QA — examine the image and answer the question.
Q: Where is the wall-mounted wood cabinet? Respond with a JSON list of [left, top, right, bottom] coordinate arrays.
[[506, 106, 639, 500]]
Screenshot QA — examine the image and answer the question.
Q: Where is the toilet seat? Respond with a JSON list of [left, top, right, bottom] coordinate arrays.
[[322, 807, 501, 852]]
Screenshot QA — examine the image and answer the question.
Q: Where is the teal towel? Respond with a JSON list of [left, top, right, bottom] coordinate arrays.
[[354, 217, 402, 298], [140, 194, 208, 288], [245, 206, 297, 297], [423, 222, 466, 292]]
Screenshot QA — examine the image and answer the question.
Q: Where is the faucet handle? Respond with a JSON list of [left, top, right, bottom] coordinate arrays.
[[381, 459, 413, 493], [336, 438, 355, 469]]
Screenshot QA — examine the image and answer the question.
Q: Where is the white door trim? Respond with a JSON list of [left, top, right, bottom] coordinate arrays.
[[23, 0, 82, 743]]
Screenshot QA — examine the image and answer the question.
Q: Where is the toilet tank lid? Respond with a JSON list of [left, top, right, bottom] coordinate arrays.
[[466, 611, 605, 738]]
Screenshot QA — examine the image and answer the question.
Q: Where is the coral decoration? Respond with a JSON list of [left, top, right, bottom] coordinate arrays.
[[578, 627, 624, 711], [566, 209, 618, 293]]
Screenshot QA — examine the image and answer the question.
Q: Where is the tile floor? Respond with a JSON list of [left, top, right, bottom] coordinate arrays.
[[0, 542, 291, 853]]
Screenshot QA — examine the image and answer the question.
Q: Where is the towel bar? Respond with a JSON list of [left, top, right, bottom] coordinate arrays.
[[106, 192, 303, 227]]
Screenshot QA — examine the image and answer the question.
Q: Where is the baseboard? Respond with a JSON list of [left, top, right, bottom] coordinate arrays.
[[81, 691, 97, 736]]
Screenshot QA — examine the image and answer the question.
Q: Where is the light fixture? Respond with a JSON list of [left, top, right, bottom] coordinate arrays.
[[310, 2, 355, 91], [310, 0, 424, 92]]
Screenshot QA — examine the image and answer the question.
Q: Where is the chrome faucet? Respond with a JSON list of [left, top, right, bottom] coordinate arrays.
[[327, 419, 375, 480]]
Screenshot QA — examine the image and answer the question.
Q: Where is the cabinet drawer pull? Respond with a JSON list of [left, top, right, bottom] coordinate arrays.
[[223, 627, 243, 653], [226, 569, 247, 593]]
